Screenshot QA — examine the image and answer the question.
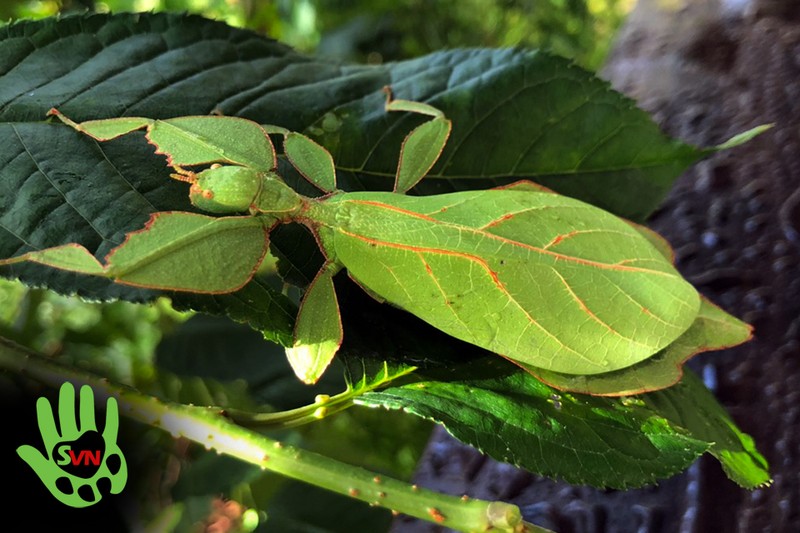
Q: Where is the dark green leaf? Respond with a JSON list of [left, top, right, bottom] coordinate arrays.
[[169, 275, 296, 347], [310, 55, 700, 221], [358, 357, 710, 489], [641, 370, 771, 489], [171, 452, 262, 500], [359, 358, 769, 489], [0, 13, 707, 349], [0, 123, 294, 344], [1, 12, 701, 220], [155, 314, 344, 410]]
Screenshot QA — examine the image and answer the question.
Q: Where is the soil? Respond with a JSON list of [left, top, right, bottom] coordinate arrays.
[[391, 1, 800, 531]]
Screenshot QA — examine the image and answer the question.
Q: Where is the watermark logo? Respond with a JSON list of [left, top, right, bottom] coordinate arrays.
[[18, 382, 127, 508]]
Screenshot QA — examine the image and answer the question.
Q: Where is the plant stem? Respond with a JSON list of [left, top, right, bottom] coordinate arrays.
[[0, 337, 551, 533], [224, 362, 417, 429], [223, 389, 357, 428]]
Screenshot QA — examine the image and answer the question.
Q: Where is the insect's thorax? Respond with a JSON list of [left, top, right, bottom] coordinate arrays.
[[253, 175, 307, 219]]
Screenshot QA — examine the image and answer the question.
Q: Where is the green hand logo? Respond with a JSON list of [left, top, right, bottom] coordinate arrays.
[[18, 382, 128, 508]]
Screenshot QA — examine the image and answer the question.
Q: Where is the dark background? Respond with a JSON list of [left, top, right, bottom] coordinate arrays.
[[0, 378, 131, 530]]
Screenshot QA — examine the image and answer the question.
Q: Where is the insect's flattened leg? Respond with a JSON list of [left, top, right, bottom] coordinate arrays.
[[0, 244, 106, 275], [382, 86, 452, 193], [492, 180, 556, 194], [261, 124, 290, 136], [285, 262, 344, 384], [394, 116, 452, 193], [1, 214, 270, 294], [151, 116, 277, 171], [283, 132, 337, 193], [383, 85, 446, 119], [48, 108, 153, 141], [104, 212, 269, 294]]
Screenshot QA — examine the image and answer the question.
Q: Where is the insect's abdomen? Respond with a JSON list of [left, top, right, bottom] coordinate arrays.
[[327, 190, 699, 375]]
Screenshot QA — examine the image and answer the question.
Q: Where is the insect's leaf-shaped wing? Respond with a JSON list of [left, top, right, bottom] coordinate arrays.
[[525, 297, 753, 395], [316, 189, 700, 375], [285, 263, 343, 384], [284, 132, 337, 193], [515, 217, 751, 394], [1, 213, 269, 294]]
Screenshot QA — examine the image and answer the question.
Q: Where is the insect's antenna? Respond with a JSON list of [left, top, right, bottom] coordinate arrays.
[[169, 171, 197, 184], [169, 165, 198, 184]]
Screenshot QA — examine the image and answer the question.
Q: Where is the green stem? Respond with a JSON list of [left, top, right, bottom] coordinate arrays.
[[223, 389, 356, 428], [224, 362, 417, 429], [0, 337, 551, 533]]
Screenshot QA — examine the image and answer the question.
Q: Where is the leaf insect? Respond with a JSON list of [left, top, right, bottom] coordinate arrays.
[[1, 88, 699, 384]]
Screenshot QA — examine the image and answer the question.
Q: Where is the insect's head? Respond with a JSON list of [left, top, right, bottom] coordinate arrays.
[[188, 165, 262, 214]]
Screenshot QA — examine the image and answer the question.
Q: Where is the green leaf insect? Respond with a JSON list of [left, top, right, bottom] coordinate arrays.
[[1, 90, 701, 385]]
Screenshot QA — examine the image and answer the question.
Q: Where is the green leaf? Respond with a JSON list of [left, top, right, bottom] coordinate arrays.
[[0, 13, 703, 220], [0, 12, 729, 375], [307, 55, 701, 221], [526, 297, 753, 396], [358, 357, 710, 489], [169, 275, 296, 347], [313, 188, 700, 374], [341, 355, 417, 397], [641, 370, 771, 489], [0, 13, 709, 355], [359, 359, 769, 489], [710, 124, 774, 152]]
